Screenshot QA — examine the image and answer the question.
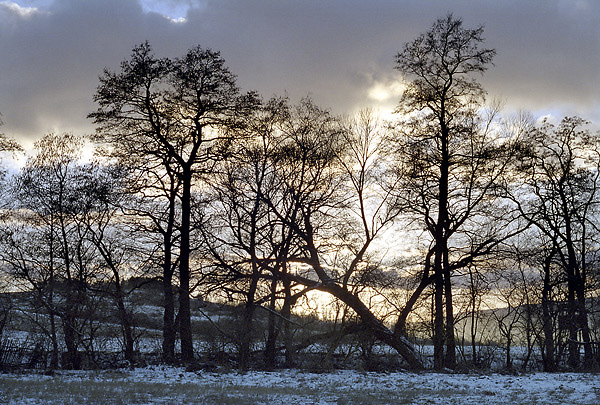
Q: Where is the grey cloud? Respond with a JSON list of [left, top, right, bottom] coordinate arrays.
[[1, 0, 599, 144]]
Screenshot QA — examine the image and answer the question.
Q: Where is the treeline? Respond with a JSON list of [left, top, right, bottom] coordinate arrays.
[[1, 14, 599, 372]]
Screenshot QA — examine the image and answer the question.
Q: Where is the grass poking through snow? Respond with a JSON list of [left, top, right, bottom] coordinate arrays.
[[0, 367, 599, 404]]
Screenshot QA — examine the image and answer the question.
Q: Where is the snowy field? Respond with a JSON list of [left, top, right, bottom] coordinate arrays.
[[0, 367, 599, 404]]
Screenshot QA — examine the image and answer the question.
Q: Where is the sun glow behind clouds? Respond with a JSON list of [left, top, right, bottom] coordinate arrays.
[[367, 80, 405, 102]]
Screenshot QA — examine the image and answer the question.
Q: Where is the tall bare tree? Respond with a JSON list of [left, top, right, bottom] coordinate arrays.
[[89, 42, 259, 362], [391, 14, 524, 369]]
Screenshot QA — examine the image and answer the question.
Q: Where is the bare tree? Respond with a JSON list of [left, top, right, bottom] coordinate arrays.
[[200, 97, 303, 370], [510, 116, 600, 369], [89, 42, 259, 362], [75, 163, 143, 364], [0, 116, 21, 344], [0, 133, 99, 368], [262, 99, 423, 369], [202, 97, 425, 369], [391, 14, 525, 369], [489, 266, 528, 371]]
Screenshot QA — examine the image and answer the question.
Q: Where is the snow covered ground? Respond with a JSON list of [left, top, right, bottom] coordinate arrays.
[[1, 367, 599, 404]]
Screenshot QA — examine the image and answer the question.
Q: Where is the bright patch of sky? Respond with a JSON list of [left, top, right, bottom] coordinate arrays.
[[139, 0, 204, 22], [367, 80, 405, 103], [4, 0, 197, 22], [0, 0, 44, 16], [140, 0, 185, 22]]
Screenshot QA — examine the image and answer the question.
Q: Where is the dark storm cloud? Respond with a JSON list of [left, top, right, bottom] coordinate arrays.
[[1, 0, 599, 144]]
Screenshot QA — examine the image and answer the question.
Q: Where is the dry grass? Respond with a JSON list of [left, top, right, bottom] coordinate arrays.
[[0, 373, 446, 404], [0, 368, 597, 404]]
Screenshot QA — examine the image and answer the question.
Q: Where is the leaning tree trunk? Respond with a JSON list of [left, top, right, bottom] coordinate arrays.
[[293, 215, 423, 369], [292, 272, 424, 370], [394, 249, 434, 338]]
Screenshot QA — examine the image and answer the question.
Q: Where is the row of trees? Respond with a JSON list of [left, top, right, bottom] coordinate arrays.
[[1, 14, 599, 371]]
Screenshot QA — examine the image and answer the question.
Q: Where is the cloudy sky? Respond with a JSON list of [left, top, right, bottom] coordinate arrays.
[[1, 0, 599, 149]]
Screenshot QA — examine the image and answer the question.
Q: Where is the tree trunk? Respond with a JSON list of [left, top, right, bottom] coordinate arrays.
[[443, 253, 456, 369], [179, 171, 194, 362], [300, 220, 423, 370], [49, 307, 59, 370], [576, 285, 593, 369], [394, 249, 434, 338], [521, 306, 534, 371], [432, 215, 446, 371], [433, 249, 445, 370], [94, 234, 137, 364], [48, 221, 59, 370], [62, 269, 80, 369], [159, 188, 178, 364], [239, 301, 255, 371], [468, 266, 479, 367], [434, 120, 450, 371], [564, 219, 583, 369], [239, 263, 260, 371], [290, 271, 423, 369], [506, 334, 512, 370], [114, 282, 135, 364], [62, 303, 80, 369], [58, 203, 80, 369], [162, 268, 176, 363], [541, 252, 556, 372], [281, 273, 295, 367], [264, 277, 279, 369], [567, 280, 580, 369]]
